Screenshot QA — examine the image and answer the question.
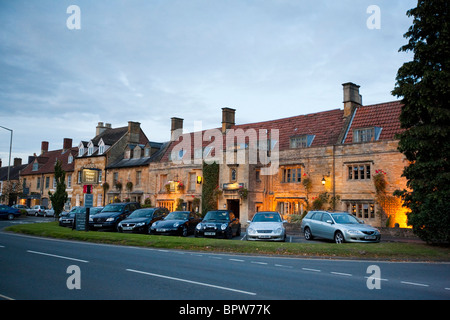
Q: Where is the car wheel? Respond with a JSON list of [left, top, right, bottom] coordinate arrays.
[[304, 227, 314, 240], [7, 213, 14, 220], [181, 225, 188, 237], [334, 231, 345, 244]]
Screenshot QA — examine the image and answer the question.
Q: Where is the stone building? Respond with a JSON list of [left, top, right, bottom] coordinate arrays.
[[19, 139, 77, 209], [157, 83, 408, 227], [72, 121, 149, 207]]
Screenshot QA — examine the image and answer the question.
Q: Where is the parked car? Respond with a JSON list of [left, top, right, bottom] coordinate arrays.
[[28, 205, 54, 217], [150, 211, 202, 236], [301, 211, 381, 243], [89, 202, 140, 231], [0, 204, 21, 220], [246, 211, 287, 242], [59, 207, 81, 227], [118, 207, 168, 233], [195, 210, 241, 239]]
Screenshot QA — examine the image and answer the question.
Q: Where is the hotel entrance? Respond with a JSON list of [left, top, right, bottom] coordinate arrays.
[[226, 199, 240, 219]]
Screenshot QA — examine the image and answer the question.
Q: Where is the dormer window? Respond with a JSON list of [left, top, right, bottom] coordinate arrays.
[[98, 139, 105, 155], [87, 141, 94, 156], [32, 162, 38, 171], [68, 155, 73, 164], [353, 127, 382, 143], [290, 135, 315, 148], [78, 142, 85, 157]]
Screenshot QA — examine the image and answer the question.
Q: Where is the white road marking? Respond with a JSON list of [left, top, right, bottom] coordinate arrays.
[[229, 258, 245, 262], [126, 268, 256, 296], [27, 250, 89, 263], [331, 272, 352, 277], [251, 261, 268, 265], [401, 281, 429, 287], [0, 293, 14, 300], [302, 268, 321, 272]]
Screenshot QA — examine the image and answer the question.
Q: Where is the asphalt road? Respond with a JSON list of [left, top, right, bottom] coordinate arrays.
[[1, 218, 449, 301]]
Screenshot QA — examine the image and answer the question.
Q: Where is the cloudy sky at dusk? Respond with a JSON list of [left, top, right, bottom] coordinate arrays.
[[0, 0, 416, 164]]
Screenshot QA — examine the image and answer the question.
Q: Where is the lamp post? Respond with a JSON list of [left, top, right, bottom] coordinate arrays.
[[0, 125, 13, 183]]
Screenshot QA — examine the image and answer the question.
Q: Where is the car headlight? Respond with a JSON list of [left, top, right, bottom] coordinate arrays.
[[347, 229, 363, 235], [220, 223, 228, 231], [275, 227, 283, 235], [136, 222, 145, 227], [247, 227, 256, 235], [173, 222, 180, 228], [196, 224, 202, 230], [89, 217, 93, 222], [106, 217, 115, 222]]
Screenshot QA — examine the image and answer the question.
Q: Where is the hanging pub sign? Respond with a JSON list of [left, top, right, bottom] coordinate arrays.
[[81, 168, 100, 184]]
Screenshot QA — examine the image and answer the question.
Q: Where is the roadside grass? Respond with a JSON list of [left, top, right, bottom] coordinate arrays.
[[5, 222, 450, 261]]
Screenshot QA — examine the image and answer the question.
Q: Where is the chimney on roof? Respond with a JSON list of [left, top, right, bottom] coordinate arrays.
[[170, 117, 184, 141], [96, 122, 112, 136], [41, 141, 49, 155], [221, 107, 236, 134], [342, 82, 362, 117], [14, 158, 22, 167], [63, 138, 72, 151], [128, 121, 141, 144]]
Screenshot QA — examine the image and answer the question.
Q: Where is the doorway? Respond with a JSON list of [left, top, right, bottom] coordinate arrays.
[[227, 199, 240, 219]]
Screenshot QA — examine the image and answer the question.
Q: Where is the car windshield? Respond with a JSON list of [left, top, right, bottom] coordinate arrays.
[[252, 212, 282, 222], [165, 211, 189, 220], [102, 205, 124, 213], [128, 209, 153, 218], [204, 211, 230, 221], [72, 207, 86, 213], [332, 213, 361, 224]]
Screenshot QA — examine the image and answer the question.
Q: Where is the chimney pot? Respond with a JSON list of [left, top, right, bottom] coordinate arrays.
[[170, 117, 184, 141], [342, 82, 362, 117], [41, 141, 49, 155], [221, 107, 236, 134]]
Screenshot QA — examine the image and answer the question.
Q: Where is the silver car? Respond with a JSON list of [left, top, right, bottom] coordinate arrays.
[[246, 211, 287, 242], [301, 211, 381, 243]]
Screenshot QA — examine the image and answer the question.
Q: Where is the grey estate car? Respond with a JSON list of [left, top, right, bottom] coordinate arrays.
[[301, 211, 381, 243]]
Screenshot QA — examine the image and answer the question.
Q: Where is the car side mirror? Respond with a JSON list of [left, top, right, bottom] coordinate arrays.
[[326, 220, 333, 224], [282, 220, 288, 223], [247, 220, 251, 223]]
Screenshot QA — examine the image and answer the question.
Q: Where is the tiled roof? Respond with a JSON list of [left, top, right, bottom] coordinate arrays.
[[161, 108, 346, 162], [20, 147, 78, 176], [344, 101, 404, 144]]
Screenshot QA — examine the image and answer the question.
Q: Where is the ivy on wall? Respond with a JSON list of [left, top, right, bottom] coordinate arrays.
[[201, 161, 219, 215]]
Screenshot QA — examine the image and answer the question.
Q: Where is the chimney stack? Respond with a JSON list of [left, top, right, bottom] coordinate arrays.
[[128, 121, 141, 144], [13, 158, 22, 167], [41, 141, 49, 155], [63, 138, 72, 151], [342, 82, 362, 117], [96, 122, 112, 136], [170, 117, 184, 141], [221, 107, 236, 134]]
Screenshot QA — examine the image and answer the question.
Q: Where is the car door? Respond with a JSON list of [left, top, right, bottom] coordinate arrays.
[[320, 213, 336, 240], [309, 212, 323, 237]]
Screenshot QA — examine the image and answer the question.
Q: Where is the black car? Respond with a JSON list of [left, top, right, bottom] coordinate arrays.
[[60, 206, 104, 227], [89, 202, 140, 231], [150, 211, 202, 237], [195, 210, 241, 239], [117, 207, 168, 233], [0, 204, 21, 220]]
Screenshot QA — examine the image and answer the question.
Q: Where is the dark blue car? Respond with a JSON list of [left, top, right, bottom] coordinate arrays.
[[0, 204, 21, 220]]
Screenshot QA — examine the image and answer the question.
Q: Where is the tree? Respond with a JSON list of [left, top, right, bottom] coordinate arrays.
[[392, 0, 450, 244], [48, 160, 68, 219]]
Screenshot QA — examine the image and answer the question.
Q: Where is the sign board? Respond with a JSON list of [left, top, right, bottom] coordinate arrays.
[[84, 193, 94, 208], [81, 168, 100, 184], [75, 212, 87, 231]]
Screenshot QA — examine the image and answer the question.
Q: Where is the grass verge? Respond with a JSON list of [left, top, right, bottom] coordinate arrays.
[[5, 222, 450, 261]]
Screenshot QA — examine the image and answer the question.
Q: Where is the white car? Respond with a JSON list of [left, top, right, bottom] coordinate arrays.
[[28, 205, 55, 217], [246, 211, 287, 242]]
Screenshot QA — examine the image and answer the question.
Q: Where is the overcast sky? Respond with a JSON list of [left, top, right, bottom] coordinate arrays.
[[0, 0, 416, 165]]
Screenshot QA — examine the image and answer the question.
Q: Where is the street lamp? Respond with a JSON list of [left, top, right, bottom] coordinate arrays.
[[0, 126, 13, 184]]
